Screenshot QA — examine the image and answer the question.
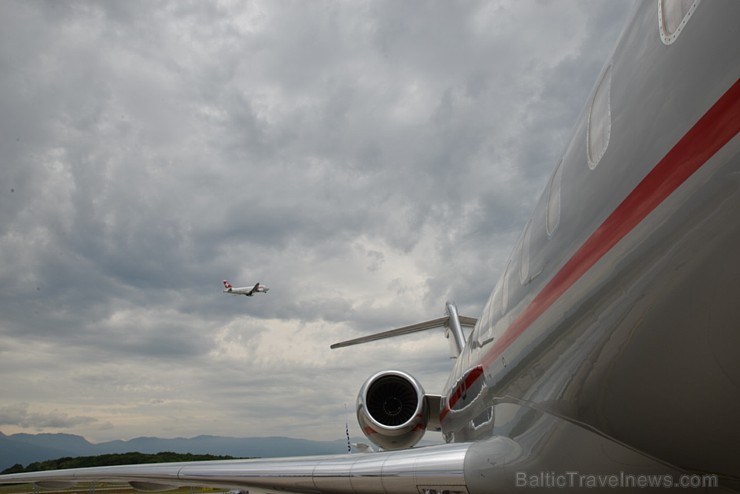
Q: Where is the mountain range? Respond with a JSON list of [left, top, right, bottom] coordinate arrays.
[[0, 432, 354, 471]]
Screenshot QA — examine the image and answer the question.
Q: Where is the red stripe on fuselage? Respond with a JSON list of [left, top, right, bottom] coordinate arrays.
[[440, 80, 740, 423]]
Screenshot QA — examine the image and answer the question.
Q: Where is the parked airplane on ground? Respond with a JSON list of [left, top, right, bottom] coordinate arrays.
[[223, 280, 269, 297], [2, 1, 739, 492]]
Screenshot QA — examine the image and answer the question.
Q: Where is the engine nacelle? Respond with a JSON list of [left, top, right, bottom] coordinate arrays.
[[356, 370, 428, 450]]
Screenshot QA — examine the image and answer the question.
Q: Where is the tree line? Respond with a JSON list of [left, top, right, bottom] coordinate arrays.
[[2, 452, 245, 475]]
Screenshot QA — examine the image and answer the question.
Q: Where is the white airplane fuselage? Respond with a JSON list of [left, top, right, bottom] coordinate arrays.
[[223, 286, 269, 296]]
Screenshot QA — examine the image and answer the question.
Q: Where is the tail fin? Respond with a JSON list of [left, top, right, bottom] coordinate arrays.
[[223, 280, 233, 290]]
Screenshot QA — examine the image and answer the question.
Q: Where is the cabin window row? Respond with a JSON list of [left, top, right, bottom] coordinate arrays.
[[474, 0, 698, 346]]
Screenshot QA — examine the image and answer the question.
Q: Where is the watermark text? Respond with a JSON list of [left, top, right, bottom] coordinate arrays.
[[515, 471, 718, 489]]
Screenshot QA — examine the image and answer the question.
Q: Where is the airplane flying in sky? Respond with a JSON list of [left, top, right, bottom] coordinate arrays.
[[222, 280, 269, 297], [2, 1, 739, 492]]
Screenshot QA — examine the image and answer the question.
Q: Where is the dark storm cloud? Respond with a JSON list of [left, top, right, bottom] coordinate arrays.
[[0, 0, 633, 441]]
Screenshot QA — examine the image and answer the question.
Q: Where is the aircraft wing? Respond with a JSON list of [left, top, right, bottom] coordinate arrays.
[[0, 442, 489, 494], [245, 282, 262, 296]]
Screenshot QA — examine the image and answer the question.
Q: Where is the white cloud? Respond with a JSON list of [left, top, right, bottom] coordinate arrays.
[[0, 404, 97, 429]]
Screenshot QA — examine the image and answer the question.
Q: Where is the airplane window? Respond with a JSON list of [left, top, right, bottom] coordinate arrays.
[[587, 66, 612, 169], [519, 223, 531, 284], [546, 160, 563, 236], [659, 0, 700, 45], [488, 288, 497, 328], [478, 278, 502, 346], [502, 262, 510, 312], [474, 295, 493, 346]]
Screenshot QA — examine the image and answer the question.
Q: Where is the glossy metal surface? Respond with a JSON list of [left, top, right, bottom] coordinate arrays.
[[463, 408, 722, 493], [180, 443, 471, 493], [0, 443, 471, 494], [356, 369, 429, 450], [445, 301, 467, 356], [443, 0, 740, 489]]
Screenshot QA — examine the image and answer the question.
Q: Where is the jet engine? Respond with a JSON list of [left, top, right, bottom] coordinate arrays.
[[356, 370, 429, 450]]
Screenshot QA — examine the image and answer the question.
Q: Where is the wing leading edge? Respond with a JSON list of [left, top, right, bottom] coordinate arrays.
[[0, 442, 477, 494]]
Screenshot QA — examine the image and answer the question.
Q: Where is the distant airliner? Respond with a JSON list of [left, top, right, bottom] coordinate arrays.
[[2, 2, 739, 492], [222, 280, 269, 296]]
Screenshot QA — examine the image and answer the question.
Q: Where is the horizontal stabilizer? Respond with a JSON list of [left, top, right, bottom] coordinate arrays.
[[330, 314, 477, 349]]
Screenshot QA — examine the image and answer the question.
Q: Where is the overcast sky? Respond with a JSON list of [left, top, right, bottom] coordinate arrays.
[[0, 0, 632, 444]]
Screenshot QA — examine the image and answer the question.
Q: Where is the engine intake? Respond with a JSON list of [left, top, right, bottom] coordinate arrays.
[[357, 370, 428, 450]]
